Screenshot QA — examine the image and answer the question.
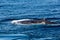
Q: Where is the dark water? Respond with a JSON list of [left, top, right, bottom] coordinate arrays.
[[0, 0, 60, 40]]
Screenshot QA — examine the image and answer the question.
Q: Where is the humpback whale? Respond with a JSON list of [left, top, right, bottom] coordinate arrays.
[[11, 18, 57, 25]]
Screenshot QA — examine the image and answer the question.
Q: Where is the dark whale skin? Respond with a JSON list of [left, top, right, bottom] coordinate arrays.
[[18, 19, 57, 24]]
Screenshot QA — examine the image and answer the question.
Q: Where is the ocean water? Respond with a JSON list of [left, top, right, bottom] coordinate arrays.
[[0, 0, 60, 40]]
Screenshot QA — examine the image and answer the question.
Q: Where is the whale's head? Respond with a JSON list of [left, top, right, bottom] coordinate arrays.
[[11, 19, 32, 25], [11, 20, 19, 24]]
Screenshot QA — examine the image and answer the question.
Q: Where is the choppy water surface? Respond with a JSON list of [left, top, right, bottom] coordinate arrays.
[[0, 0, 60, 40]]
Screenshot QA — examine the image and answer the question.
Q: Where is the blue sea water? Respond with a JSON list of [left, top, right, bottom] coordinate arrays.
[[0, 0, 60, 40]]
